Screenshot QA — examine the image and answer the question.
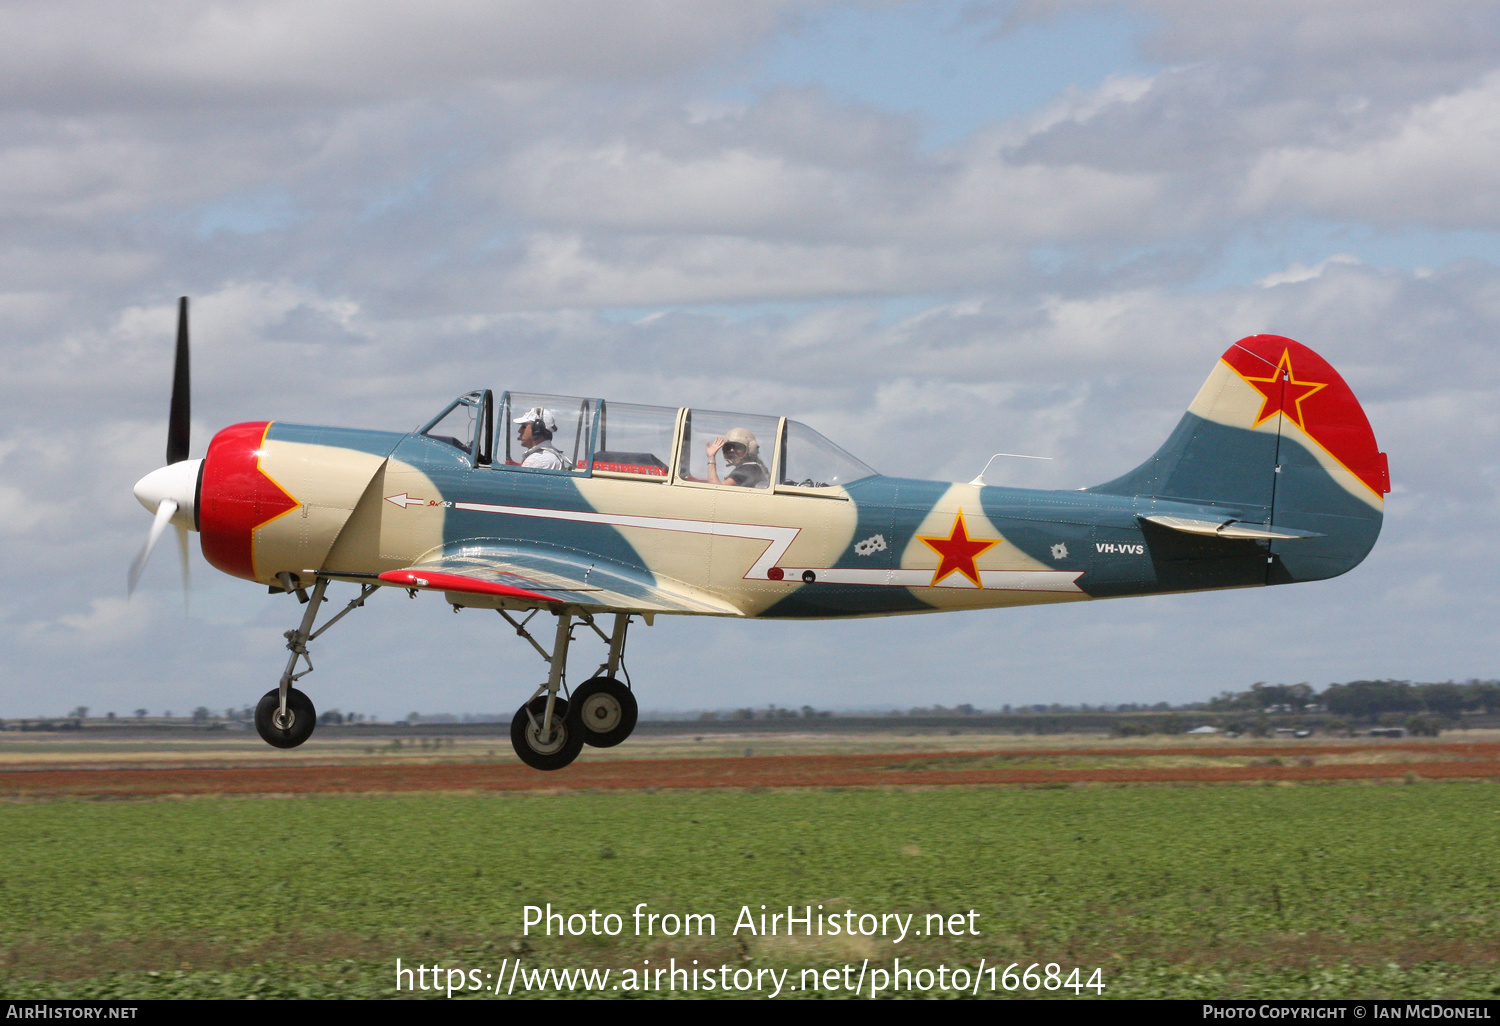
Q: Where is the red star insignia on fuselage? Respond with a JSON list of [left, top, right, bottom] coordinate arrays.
[[918, 510, 1000, 587], [1240, 348, 1328, 430]]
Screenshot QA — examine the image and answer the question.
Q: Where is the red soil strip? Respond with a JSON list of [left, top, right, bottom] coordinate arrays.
[[2, 744, 1498, 796]]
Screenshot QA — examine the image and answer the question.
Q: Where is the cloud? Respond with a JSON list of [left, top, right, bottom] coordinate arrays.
[[495, 87, 1165, 252], [21, 597, 154, 651], [1242, 73, 1500, 227], [1258, 254, 1361, 288], [1009, 1, 1500, 104], [0, 1, 821, 110]]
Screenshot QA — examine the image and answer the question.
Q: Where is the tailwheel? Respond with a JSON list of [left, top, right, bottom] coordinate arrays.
[[569, 676, 637, 748], [510, 696, 583, 771], [255, 687, 317, 749]]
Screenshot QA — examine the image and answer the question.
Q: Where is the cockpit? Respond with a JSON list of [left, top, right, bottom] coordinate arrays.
[[418, 391, 877, 491]]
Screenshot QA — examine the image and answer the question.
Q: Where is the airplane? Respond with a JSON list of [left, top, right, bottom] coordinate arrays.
[[130, 298, 1388, 769]]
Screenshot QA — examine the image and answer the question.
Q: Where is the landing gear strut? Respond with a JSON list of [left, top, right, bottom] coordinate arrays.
[[497, 609, 640, 769], [505, 610, 585, 771], [572, 613, 637, 748], [253, 577, 378, 750]]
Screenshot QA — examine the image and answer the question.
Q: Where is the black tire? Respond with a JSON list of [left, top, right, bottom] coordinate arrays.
[[254, 687, 317, 749], [569, 676, 638, 748], [510, 696, 583, 770]]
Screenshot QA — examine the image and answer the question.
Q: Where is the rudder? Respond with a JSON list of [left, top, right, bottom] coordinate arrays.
[[1091, 335, 1388, 583]]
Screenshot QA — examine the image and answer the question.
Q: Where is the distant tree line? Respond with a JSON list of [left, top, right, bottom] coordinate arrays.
[[700, 704, 836, 721], [1208, 679, 1500, 722], [24, 678, 1498, 733]]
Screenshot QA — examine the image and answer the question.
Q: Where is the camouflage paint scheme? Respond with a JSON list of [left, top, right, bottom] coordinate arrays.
[[193, 336, 1387, 622]]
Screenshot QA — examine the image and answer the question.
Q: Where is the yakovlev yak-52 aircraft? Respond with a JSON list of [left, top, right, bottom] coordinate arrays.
[[131, 299, 1388, 769]]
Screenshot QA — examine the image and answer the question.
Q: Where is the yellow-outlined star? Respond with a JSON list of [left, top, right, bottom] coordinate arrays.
[[917, 509, 1000, 587], [1239, 348, 1328, 430]]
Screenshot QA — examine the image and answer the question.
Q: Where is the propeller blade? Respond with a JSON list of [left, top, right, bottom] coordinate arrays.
[[128, 499, 178, 597], [176, 523, 191, 612], [167, 297, 190, 465]]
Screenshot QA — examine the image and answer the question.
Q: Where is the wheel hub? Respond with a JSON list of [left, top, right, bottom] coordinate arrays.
[[582, 694, 621, 731], [510, 696, 581, 770], [525, 719, 568, 755]]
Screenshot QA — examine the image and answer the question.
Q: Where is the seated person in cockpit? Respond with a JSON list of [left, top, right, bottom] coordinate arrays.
[[514, 407, 572, 469], [706, 428, 767, 488]]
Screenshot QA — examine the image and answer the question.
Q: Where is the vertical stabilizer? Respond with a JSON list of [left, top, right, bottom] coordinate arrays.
[[1090, 335, 1388, 582]]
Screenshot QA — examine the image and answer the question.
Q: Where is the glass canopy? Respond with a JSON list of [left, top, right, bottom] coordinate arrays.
[[418, 392, 878, 488]]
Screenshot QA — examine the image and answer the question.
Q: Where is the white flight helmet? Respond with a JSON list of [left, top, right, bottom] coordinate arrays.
[[514, 407, 559, 435]]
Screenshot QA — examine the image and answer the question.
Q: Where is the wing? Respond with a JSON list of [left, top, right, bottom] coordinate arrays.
[[377, 545, 738, 616]]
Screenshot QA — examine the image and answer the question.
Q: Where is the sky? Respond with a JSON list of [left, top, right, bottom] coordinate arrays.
[[3, 0, 1498, 720]]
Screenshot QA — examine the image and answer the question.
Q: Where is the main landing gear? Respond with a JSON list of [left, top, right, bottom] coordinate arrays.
[[497, 608, 640, 770], [250, 577, 640, 771], [254, 576, 378, 749]]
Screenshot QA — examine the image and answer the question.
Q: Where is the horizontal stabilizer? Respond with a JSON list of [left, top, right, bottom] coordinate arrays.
[[1140, 514, 1321, 541]]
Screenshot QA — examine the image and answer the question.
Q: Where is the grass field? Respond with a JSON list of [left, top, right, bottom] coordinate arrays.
[[2, 779, 1499, 999]]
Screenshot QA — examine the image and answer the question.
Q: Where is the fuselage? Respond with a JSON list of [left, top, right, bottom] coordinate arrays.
[[193, 408, 1377, 619], [176, 338, 1388, 618]]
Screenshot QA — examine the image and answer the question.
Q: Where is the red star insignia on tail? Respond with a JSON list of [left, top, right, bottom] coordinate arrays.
[[918, 510, 999, 587], [1240, 349, 1328, 430]]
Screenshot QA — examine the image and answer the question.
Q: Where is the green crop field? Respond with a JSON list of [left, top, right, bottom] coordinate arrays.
[[2, 782, 1498, 999]]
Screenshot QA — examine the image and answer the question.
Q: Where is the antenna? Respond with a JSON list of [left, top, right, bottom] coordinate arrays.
[[969, 452, 1053, 486]]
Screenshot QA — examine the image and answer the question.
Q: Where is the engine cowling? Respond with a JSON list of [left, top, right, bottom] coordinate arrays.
[[199, 421, 397, 584]]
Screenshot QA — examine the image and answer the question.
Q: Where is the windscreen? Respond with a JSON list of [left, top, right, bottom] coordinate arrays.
[[779, 419, 877, 488]]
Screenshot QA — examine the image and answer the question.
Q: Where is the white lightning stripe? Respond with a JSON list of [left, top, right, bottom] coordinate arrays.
[[777, 567, 1084, 592], [452, 501, 1084, 593], [452, 500, 801, 579]]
